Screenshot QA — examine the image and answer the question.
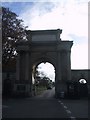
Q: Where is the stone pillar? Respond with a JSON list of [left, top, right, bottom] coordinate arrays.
[[60, 50, 71, 82], [66, 50, 71, 82], [13, 51, 32, 97], [55, 49, 72, 98], [13, 42, 33, 97], [24, 52, 32, 96], [57, 52, 61, 81], [13, 52, 21, 93], [19, 51, 26, 82], [16, 52, 20, 81], [25, 52, 30, 81], [55, 52, 62, 97], [28, 53, 33, 96]]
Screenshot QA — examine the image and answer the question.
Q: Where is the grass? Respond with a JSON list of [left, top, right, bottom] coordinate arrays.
[[35, 85, 47, 95]]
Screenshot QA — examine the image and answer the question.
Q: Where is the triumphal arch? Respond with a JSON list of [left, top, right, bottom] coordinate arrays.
[[13, 29, 73, 97]]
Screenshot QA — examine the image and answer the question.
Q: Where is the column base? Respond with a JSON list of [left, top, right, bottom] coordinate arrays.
[[55, 82, 67, 99]]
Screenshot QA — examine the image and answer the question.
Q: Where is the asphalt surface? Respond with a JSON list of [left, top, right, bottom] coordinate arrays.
[[2, 87, 88, 119], [62, 99, 88, 118]]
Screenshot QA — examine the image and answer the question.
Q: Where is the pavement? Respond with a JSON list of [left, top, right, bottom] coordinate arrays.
[[59, 99, 88, 119], [2, 87, 88, 119]]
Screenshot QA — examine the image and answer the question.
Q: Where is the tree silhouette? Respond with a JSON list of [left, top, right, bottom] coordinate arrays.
[[2, 7, 28, 64]]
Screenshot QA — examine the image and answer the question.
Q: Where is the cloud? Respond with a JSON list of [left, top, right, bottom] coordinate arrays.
[[2, 0, 88, 70], [1, 0, 36, 2], [37, 62, 55, 81], [71, 42, 88, 69], [19, 1, 88, 69], [1, 0, 89, 3], [20, 1, 88, 39]]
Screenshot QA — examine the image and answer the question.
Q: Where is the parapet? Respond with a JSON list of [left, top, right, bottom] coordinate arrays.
[[26, 29, 62, 43]]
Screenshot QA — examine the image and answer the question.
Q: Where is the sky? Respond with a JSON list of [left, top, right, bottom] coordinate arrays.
[[1, 0, 89, 81], [37, 62, 55, 81]]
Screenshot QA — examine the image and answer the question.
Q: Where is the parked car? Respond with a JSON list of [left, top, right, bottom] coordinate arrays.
[[47, 85, 52, 89]]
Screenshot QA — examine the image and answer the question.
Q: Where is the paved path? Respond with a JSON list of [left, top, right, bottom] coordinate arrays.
[[61, 99, 88, 118], [2, 88, 68, 118], [2, 87, 88, 119]]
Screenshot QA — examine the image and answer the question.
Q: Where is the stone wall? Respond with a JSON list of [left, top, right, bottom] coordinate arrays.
[[71, 69, 90, 83]]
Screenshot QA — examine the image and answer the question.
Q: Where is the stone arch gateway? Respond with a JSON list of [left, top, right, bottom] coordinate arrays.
[[13, 29, 73, 97]]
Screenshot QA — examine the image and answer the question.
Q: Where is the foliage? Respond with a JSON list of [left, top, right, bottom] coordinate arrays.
[[2, 7, 27, 64], [35, 86, 47, 95], [35, 67, 47, 79]]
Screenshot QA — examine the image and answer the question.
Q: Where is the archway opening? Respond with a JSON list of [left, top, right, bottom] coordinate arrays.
[[32, 62, 55, 96], [78, 78, 88, 97], [79, 79, 87, 84]]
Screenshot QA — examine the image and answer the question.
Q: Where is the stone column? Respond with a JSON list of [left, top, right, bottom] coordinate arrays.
[[25, 52, 32, 96], [66, 50, 71, 82], [55, 51, 62, 97], [23, 52, 30, 95], [13, 52, 21, 92], [60, 50, 71, 82], [57, 52, 61, 81], [29, 53, 32, 96], [25, 52, 30, 81], [19, 51, 26, 82], [16, 52, 20, 81], [56, 49, 71, 98], [13, 42, 33, 97], [14, 51, 25, 93]]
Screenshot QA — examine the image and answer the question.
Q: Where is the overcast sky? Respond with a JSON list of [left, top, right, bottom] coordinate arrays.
[[1, 0, 89, 81]]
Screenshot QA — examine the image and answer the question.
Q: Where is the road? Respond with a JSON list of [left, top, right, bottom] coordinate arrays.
[[2, 87, 88, 119]]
